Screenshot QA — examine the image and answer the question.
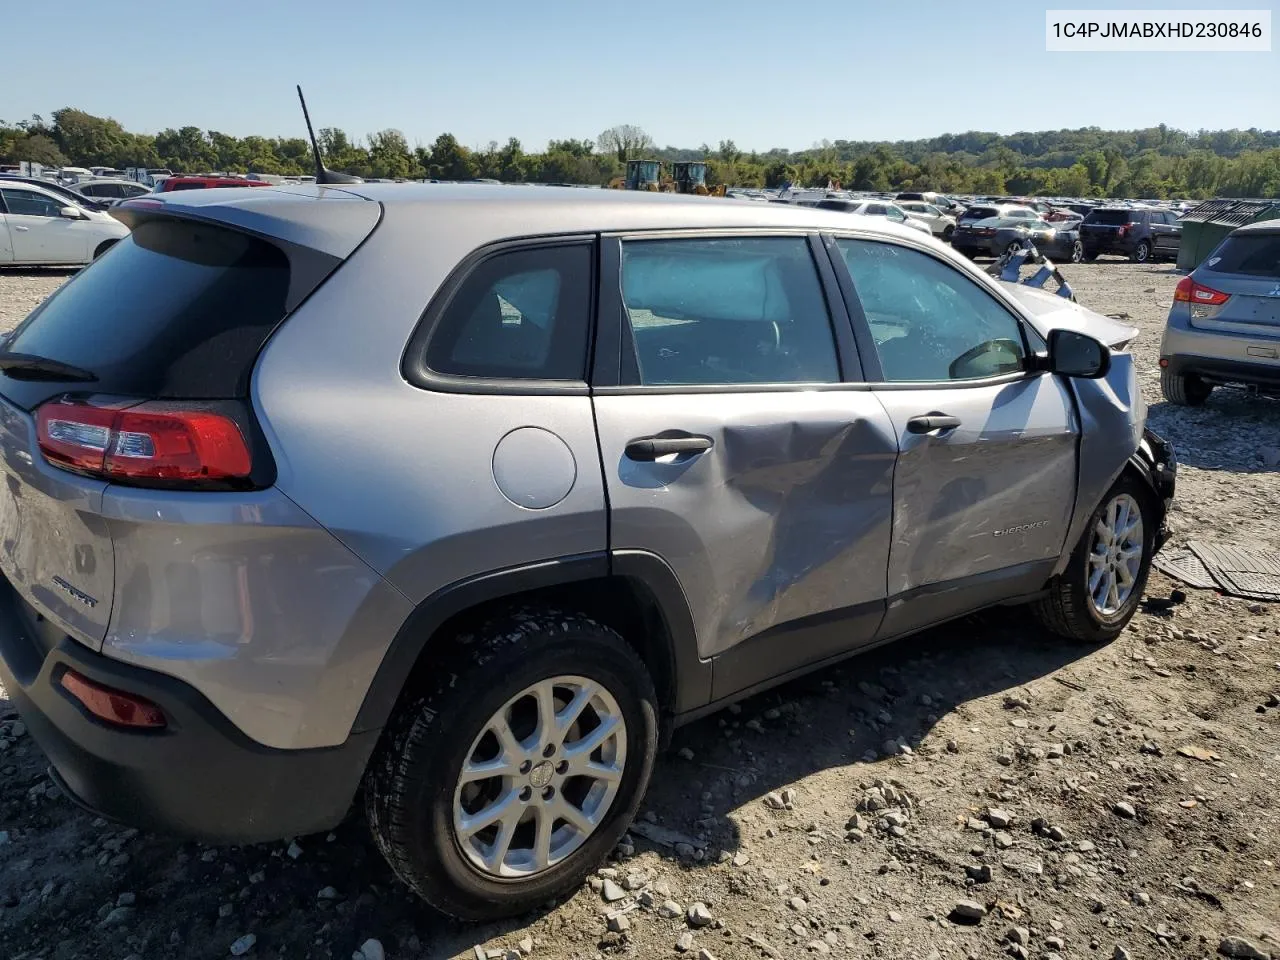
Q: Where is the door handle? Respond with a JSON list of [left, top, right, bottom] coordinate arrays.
[[625, 435, 713, 461], [905, 413, 961, 435], [13, 226, 29, 232]]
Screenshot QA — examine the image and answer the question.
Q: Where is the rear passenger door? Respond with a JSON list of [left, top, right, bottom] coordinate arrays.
[[591, 234, 898, 703], [828, 235, 1079, 639]]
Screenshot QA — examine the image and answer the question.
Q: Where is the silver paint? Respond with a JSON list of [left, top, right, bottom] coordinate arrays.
[[492, 427, 577, 510]]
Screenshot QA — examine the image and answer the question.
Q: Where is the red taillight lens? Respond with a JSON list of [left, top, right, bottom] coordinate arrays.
[[60, 669, 167, 729], [1173, 276, 1230, 306], [36, 399, 252, 486], [1117, 225, 1129, 237]]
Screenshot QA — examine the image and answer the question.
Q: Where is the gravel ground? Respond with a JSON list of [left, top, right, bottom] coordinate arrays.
[[1, 262, 1278, 960]]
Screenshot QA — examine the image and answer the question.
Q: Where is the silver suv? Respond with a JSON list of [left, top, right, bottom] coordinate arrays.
[[0, 186, 1175, 920], [1160, 220, 1280, 404]]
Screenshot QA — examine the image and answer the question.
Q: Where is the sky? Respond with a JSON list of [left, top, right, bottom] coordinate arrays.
[[5, 0, 1278, 152]]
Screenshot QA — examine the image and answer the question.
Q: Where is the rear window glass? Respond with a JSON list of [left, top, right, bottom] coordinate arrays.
[[3, 220, 289, 401], [1202, 234, 1280, 279], [963, 206, 1000, 220], [1084, 210, 1133, 225]]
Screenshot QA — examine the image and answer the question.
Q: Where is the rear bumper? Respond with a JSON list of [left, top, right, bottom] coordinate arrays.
[[1164, 353, 1280, 390], [0, 576, 378, 843], [1081, 233, 1135, 254]]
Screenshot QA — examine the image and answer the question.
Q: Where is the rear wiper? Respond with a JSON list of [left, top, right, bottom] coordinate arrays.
[[0, 353, 97, 382]]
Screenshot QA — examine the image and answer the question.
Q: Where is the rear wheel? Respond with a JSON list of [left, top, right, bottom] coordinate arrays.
[[365, 608, 658, 921], [1005, 241, 1023, 257], [1069, 240, 1084, 263], [1033, 474, 1155, 644], [1160, 368, 1212, 406], [942, 224, 955, 242], [1131, 240, 1151, 263]]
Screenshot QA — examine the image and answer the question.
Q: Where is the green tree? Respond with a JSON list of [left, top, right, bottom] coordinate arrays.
[[426, 133, 475, 180], [597, 125, 654, 163], [13, 134, 66, 166]]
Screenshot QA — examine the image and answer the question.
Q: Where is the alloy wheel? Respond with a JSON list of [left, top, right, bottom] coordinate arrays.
[[452, 676, 627, 878], [1087, 493, 1144, 616]]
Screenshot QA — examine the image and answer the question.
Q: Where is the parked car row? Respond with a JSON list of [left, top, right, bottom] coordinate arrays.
[[0, 178, 130, 266]]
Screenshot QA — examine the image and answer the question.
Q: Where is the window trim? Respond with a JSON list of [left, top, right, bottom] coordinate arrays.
[[823, 231, 1042, 390], [401, 234, 598, 397], [591, 230, 862, 395]]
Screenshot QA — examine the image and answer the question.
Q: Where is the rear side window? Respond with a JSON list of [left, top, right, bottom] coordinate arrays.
[[619, 236, 839, 386], [1, 188, 63, 217], [3, 219, 289, 401], [1202, 234, 1280, 278], [424, 244, 592, 381]]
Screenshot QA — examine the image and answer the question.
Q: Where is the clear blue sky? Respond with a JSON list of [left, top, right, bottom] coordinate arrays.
[[5, 0, 1277, 151]]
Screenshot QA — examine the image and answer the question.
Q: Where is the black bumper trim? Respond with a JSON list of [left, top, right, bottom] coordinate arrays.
[[1164, 354, 1280, 390], [0, 577, 378, 843]]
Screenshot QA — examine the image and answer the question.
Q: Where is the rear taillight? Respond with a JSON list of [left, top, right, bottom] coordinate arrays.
[[61, 669, 166, 729], [1173, 276, 1231, 306], [1117, 225, 1130, 237], [36, 398, 252, 486]]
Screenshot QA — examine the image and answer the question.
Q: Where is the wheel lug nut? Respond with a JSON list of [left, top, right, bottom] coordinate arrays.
[[556, 760, 569, 775], [519, 786, 532, 802], [542, 786, 555, 801], [543, 744, 556, 758], [519, 760, 532, 775]]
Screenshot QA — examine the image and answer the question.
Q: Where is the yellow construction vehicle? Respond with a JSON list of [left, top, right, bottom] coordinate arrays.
[[606, 159, 663, 191], [669, 161, 726, 197], [606, 159, 726, 196]]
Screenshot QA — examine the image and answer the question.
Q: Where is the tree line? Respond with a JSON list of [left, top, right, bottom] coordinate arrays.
[[3, 108, 1279, 199]]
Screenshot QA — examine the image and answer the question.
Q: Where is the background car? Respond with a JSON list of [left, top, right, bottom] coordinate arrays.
[[952, 216, 1083, 262], [0, 174, 110, 213], [73, 178, 153, 204], [153, 176, 275, 193], [1159, 221, 1280, 405], [0, 181, 129, 265], [955, 203, 1040, 228], [815, 198, 933, 234], [1080, 207, 1181, 263], [896, 200, 957, 240]]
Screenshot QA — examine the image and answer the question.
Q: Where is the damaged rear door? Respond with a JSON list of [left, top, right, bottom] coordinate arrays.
[[591, 233, 898, 703]]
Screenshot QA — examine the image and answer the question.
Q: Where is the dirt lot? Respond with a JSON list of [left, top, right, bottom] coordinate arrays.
[[1, 262, 1278, 960]]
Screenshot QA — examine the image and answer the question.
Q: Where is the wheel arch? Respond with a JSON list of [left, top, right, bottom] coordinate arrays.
[[351, 550, 709, 737]]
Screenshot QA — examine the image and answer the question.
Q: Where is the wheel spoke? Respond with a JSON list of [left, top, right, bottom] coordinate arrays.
[[533, 805, 554, 871], [1088, 563, 1106, 593], [460, 756, 518, 783], [555, 797, 596, 835], [1115, 562, 1136, 588], [459, 789, 518, 838], [1094, 519, 1111, 544], [557, 682, 598, 736], [567, 757, 624, 783], [483, 807, 521, 872], [563, 714, 621, 760], [490, 715, 522, 759], [533, 680, 558, 748]]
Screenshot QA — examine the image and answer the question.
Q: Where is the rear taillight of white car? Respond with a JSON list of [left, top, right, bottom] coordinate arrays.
[[36, 397, 253, 487]]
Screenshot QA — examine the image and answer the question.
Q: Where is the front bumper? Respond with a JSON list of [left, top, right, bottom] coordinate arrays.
[[0, 576, 378, 843], [1131, 427, 1177, 552]]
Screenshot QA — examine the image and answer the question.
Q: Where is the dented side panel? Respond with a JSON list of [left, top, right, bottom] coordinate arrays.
[[1053, 352, 1146, 576], [593, 392, 898, 660]]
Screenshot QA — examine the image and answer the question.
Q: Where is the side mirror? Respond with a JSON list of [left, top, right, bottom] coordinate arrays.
[[1047, 329, 1110, 378], [58, 206, 83, 219]]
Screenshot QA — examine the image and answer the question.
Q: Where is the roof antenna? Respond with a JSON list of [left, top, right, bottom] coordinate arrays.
[[297, 85, 363, 185]]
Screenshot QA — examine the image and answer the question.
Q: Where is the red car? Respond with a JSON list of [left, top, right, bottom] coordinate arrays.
[[154, 177, 273, 192]]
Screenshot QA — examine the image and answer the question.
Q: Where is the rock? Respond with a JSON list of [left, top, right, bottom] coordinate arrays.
[[219, 903, 234, 918], [601, 879, 626, 903], [1002, 855, 1043, 877], [696, 950, 717, 960], [229, 934, 257, 956], [1219, 936, 1271, 959], [286, 840, 303, 859], [98, 906, 134, 928], [1131, 890, 1151, 906], [677, 747, 695, 761], [780, 788, 797, 806], [518, 937, 534, 955], [846, 813, 869, 832], [986, 807, 1013, 828], [880, 739, 900, 757], [993, 831, 1015, 849], [807, 941, 831, 954], [966, 863, 993, 883], [1046, 743, 1065, 759], [607, 913, 631, 933], [946, 739, 959, 753], [951, 899, 986, 922], [673, 842, 695, 858], [676, 931, 694, 953], [358, 940, 386, 960], [1113, 801, 1137, 819], [687, 902, 712, 927], [1008, 926, 1030, 945], [1077, 840, 1096, 852], [116, 892, 136, 907], [1046, 936, 1065, 951], [659, 900, 682, 919], [763, 792, 786, 810], [1113, 948, 1132, 960], [731, 852, 750, 867], [317, 886, 339, 900], [788, 896, 808, 912]]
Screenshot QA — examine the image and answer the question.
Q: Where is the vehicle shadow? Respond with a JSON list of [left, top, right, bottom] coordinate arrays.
[[0, 267, 78, 278], [1147, 392, 1280, 472]]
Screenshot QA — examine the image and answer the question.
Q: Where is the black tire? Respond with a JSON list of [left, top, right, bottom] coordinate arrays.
[[1131, 240, 1151, 263], [92, 239, 118, 259], [1069, 239, 1084, 263], [1033, 473, 1155, 644], [1160, 368, 1212, 406], [942, 224, 955, 242], [365, 608, 659, 921], [1082, 247, 1098, 262]]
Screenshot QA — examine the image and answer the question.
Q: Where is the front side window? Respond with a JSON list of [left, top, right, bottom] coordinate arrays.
[[425, 244, 592, 381], [620, 236, 840, 386], [837, 238, 1026, 382], [1, 189, 64, 218]]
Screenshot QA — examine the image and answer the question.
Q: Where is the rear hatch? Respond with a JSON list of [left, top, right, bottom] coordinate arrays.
[[1192, 231, 1280, 334], [1080, 209, 1131, 244], [0, 188, 379, 650]]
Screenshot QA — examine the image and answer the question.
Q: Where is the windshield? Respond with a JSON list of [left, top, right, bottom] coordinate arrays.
[[1084, 210, 1133, 225], [1202, 234, 1280, 279]]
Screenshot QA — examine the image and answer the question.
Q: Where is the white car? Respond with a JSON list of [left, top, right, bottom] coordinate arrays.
[[814, 198, 934, 234], [73, 179, 153, 204], [897, 200, 958, 240], [0, 182, 129, 266]]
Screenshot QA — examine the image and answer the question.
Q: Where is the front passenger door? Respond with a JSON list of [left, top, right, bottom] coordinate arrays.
[[0, 188, 87, 263], [831, 236, 1079, 638]]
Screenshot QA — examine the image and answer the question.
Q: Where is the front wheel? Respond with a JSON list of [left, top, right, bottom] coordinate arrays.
[[365, 608, 658, 921], [1033, 474, 1155, 644], [1081, 246, 1098, 262], [942, 224, 955, 242], [1069, 239, 1084, 263], [1131, 240, 1151, 263]]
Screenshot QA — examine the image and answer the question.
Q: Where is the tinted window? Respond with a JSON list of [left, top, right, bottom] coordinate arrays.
[[837, 238, 1025, 382], [1084, 210, 1132, 225], [1202, 234, 1280, 279], [169, 181, 208, 191], [425, 244, 592, 381], [620, 237, 839, 386], [962, 206, 1000, 221], [816, 199, 857, 213], [2, 220, 290, 403], [1, 188, 63, 217], [864, 204, 886, 216]]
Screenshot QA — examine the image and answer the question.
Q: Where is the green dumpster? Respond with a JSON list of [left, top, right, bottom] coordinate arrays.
[[1177, 199, 1280, 271]]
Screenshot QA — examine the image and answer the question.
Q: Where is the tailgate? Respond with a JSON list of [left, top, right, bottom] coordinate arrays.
[[0, 395, 113, 647]]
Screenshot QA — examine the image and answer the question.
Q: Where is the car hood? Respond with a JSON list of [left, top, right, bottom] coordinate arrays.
[[999, 282, 1139, 348]]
